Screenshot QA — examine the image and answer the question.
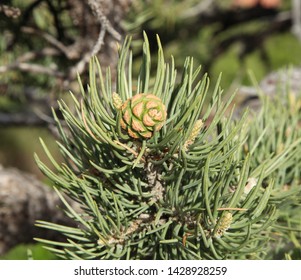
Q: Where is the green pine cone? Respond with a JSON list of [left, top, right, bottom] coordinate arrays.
[[119, 93, 167, 139]]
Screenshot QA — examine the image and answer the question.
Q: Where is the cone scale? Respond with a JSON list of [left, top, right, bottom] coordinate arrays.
[[119, 93, 167, 139]]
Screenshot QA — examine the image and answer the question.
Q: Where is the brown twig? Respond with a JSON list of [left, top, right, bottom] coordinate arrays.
[[0, 4, 21, 18], [113, 140, 139, 158], [0, 112, 46, 127], [217, 207, 248, 211], [68, 0, 122, 80], [21, 27, 76, 59], [1, 47, 60, 66], [0, 62, 64, 77]]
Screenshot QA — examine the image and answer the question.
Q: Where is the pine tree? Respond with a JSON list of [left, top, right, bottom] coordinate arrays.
[[35, 33, 301, 260]]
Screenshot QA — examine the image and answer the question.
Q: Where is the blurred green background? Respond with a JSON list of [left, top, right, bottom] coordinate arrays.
[[1, 0, 301, 259]]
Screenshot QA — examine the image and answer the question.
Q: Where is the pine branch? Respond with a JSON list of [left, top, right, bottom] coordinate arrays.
[[35, 33, 301, 260]]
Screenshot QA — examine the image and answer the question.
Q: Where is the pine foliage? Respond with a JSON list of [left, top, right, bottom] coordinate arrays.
[[35, 33, 301, 260]]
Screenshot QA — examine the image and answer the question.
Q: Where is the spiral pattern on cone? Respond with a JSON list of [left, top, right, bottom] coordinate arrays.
[[120, 93, 167, 139]]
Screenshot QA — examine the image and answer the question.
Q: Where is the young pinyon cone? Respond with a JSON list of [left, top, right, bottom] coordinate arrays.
[[119, 93, 167, 139], [215, 212, 233, 238], [184, 119, 203, 151], [112, 92, 123, 110]]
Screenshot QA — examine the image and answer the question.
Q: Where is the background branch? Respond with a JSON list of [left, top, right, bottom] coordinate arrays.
[[0, 0, 132, 129], [0, 165, 81, 255]]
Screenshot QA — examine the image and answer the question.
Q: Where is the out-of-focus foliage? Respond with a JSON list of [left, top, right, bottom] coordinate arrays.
[[1, 0, 301, 259], [0, 0, 131, 174], [123, 0, 301, 90], [0, 243, 57, 260]]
